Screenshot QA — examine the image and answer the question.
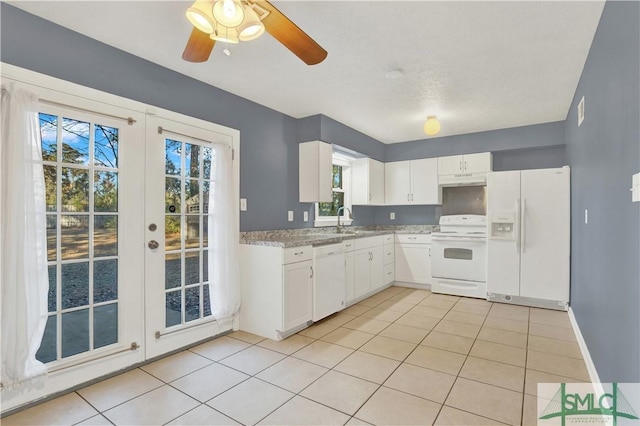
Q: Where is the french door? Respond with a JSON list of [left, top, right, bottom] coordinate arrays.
[[144, 115, 237, 359], [2, 66, 239, 412]]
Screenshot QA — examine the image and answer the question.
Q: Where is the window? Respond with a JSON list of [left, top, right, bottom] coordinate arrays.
[[314, 155, 353, 227]]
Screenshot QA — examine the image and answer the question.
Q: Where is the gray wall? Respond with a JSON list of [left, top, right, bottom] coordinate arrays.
[[565, 1, 640, 382], [385, 121, 566, 162]]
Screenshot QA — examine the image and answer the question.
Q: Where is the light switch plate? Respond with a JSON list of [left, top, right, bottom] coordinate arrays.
[[584, 209, 588, 224], [288, 211, 294, 221], [632, 173, 639, 202], [390, 212, 395, 220], [240, 198, 247, 211], [303, 211, 309, 221]]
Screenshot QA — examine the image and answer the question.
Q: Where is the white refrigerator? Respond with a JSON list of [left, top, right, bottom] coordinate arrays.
[[486, 167, 570, 310]]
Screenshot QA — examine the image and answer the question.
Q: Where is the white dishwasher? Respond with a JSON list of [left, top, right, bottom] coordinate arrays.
[[312, 243, 346, 321]]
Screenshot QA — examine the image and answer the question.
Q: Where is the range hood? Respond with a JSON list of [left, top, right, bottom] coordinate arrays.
[[439, 171, 488, 187]]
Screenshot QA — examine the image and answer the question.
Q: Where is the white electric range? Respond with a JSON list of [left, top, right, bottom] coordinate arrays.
[[431, 214, 488, 299]]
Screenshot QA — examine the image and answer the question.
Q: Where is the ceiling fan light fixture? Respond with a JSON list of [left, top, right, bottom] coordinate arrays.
[[424, 116, 441, 136], [185, 0, 216, 34], [213, 0, 244, 28], [238, 5, 265, 41]]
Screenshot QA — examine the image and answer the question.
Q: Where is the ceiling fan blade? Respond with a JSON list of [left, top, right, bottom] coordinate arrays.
[[182, 27, 216, 63], [259, 0, 327, 65]]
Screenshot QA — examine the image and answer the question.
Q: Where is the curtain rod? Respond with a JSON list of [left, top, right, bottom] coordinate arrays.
[[39, 99, 136, 125]]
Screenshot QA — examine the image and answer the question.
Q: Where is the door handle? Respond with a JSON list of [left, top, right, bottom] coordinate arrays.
[[148, 240, 159, 250], [310, 266, 313, 279], [515, 199, 521, 253]]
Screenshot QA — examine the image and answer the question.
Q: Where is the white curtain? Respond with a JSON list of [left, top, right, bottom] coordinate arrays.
[[208, 144, 240, 323], [1, 84, 49, 388]]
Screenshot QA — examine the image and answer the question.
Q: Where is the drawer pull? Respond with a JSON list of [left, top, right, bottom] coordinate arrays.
[[408, 237, 417, 240], [294, 251, 304, 256]]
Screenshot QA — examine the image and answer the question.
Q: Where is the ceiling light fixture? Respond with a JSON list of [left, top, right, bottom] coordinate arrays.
[[186, 0, 266, 53], [423, 116, 441, 136]]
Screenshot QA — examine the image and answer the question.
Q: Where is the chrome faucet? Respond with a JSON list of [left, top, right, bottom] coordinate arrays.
[[336, 206, 353, 233]]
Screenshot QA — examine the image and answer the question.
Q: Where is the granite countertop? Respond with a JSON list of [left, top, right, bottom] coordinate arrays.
[[241, 225, 437, 248]]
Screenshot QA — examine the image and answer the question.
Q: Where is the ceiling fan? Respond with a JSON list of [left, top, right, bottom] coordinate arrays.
[[182, 0, 328, 65]]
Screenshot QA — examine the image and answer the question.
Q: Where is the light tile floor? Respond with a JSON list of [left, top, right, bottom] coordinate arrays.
[[3, 286, 590, 426]]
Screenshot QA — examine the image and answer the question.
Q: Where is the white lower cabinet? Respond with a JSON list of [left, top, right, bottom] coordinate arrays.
[[394, 234, 433, 286], [353, 236, 385, 299], [240, 245, 313, 340]]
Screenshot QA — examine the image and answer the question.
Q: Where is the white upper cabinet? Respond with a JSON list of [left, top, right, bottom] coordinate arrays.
[[385, 158, 439, 205], [299, 140, 332, 202], [352, 158, 385, 205], [438, 152, 493, 176]]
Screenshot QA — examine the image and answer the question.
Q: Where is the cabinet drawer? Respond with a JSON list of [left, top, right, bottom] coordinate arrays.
[[354, 235, 383, 251], [384, 244, 395, 265], [382, 234, 394, 245], [395, 234, 432, 244], [384, 263, 395, 284], [283, 246, 313, 264]]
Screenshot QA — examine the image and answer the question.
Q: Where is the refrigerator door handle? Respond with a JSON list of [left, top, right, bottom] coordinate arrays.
[[515, 199, 521, 253], [521, 198, 526, 253]]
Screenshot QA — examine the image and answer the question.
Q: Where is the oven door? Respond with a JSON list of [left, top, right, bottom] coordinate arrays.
[[431, 235, 487, 282]]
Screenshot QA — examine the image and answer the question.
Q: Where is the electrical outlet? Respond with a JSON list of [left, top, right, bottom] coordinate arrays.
[[303, 211, 309, 222], [390, 212, 395, 220], [240, 198, 247, 211], [288, 211, 294, 222]]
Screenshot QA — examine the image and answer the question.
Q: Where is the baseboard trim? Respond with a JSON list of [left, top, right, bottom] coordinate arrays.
[[568, 307, 604, 392]]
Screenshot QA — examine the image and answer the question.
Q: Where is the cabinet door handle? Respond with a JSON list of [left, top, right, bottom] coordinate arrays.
[[459, 160, 463, 171], [310, 266, 314, 279], [411, 193, 414, 202], [407, 193, 410, 201], [429, 247, 431, 257], [464, 160, 468, 171], [369, 193, 372, 201]]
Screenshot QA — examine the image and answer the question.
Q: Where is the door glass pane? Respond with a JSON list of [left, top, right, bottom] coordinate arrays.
[[47, 215, 57, 261], [185, 252, 200, 285], [203, 284, 211, 317], [61, 118, 90, 165], [94, 304, 118, 349], [48, 265, 57, 312], [94, 260, 117, 303], [61, 262, 89, 309], [165, 139, 182, 175], [44, 165, 57, 211], [185, 143, 200, 178], [165, 253, 181, 289], [36, 316, 57, 363], [185, 215, 200, 249], [61, 168, 89, 212], [94, 124, 118, 168], [61, 215, 89, 260], [62, 309, 89, 358], [165, 290, 182, 327], [185, 287, 200, 322], [94, 216, 117, 257], [165, 177, 181, 213], [94, 171, 118, 212], [40, 113, 58, 161], [165, 216, 181, 251]]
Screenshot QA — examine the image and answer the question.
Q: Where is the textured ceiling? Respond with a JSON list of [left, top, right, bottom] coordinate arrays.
[[7, 1, 605, 144]]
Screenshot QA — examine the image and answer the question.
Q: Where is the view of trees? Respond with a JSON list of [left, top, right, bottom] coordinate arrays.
[[318, 165, 344, 216]]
